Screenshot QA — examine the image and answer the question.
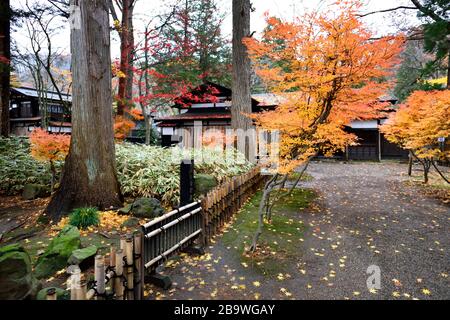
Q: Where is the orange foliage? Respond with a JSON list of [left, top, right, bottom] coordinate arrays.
[[381, 90, 450, 160], [114, 108, 145, 141], [244, 0, 404, 173], [29, 128, 70, 162]]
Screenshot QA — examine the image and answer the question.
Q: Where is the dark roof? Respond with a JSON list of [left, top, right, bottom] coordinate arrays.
[[11, 87, 72, 102], [173, 81, 231, 108], [156, 108, 231, 124], [10, 116, 42, 122]]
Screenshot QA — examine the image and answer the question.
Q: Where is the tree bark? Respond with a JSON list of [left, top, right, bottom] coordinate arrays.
[[117, 0, 135, 116], [45, 0, 123, 221], [408, 151, 413, 176], [232, 0, 253, 159], [0, 0, 10, 137]]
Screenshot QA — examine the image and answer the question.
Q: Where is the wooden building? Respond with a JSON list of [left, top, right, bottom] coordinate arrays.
[[344, 96, 409, 161], [156, 82, 279, 148], [156, 83, 408, 161], [9, 87, 72, 136]]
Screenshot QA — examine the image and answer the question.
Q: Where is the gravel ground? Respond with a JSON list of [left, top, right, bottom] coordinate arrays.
[[146, 161, 449, 300]]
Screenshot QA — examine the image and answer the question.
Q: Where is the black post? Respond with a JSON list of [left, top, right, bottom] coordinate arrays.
[[180, 159, 195, 206]]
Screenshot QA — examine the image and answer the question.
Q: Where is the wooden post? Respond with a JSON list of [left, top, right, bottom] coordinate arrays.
[[77, 279, 87, 300], [180, 159, 194, 206], [120, 236, 126, 251], [125, 235, 134, 300], [134, 231, 144, 300], [69, 265, 81, 300], [95, 255, 106, 300], [115, 249, 125, 300], [46, 288, 57, 301], [109, 245, 116, 294]]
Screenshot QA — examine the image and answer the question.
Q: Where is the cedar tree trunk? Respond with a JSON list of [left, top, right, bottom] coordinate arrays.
[[232, 0, 253, 159], [45, 0, 123, 221]]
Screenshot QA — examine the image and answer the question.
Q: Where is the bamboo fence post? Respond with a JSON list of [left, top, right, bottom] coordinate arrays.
[[134, 231, 144, 300], [109, 245, 116, 294], [95, 255, 106, 300], [69, 265, 81, 300], [120, 237, 127, 251], [76, 279, 87, 300], [115, 249, 125, 300], [46, 288, 57, 300], [125, 235, 134, 300]]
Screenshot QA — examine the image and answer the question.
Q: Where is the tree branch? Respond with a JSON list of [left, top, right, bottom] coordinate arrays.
[[357, 6, 417, 18]]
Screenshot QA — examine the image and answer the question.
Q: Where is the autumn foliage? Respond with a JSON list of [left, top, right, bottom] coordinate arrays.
[[114, 108, 144, 141], [30, 128, 70, 192], [381, 90, 450, 183], [244, 0, 404, 173], [30, 128, 70, 163]]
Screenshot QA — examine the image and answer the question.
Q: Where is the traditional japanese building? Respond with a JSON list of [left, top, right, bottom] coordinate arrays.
[[155, 82, 280, 148], [156, 83, 408, 161], [9, 87, 72, 136], [344, 95, 409, 161]]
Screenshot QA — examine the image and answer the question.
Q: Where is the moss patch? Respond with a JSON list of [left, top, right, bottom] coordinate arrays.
[[222, 188, 316, 277], [287, 172, 314, 183]]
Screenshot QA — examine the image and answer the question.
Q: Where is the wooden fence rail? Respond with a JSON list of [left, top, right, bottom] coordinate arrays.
[[50, 232, 145, 300], [201, 166, 265, 245], [141, 201, 203, 274]]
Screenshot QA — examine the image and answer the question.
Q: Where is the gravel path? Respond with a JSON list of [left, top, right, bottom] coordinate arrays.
[[146, 162, 449, 300]]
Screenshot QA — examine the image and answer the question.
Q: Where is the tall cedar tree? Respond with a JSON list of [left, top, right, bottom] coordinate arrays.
[[232, 0, 253, 159], [244, 0, 404, 250], [110, 0, 137, 116], [45, 0, 123, 221], [0, 0, 10, 137]]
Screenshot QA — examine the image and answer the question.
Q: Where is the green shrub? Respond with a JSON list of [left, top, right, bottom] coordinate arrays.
[[0, 137, 59, 195], [68, 208, 100, 230], [116, 143, 253, 206], [0, 138, 253, 207]]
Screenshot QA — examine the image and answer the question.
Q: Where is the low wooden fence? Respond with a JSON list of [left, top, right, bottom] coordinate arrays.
[[200, 166, 265, 245], [140, 166, 265, 274], [46, 233, 144, 300], [48, 167, 265, 300], [141, 201, 203, 273]]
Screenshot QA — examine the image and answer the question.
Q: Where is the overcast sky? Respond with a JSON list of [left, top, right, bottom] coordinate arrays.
[[12, 0, 421, 60]]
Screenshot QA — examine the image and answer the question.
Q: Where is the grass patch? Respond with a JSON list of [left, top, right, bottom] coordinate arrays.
[[407, 171, 450, 204], [287, 172, 313, 182], [222, 188, 316, 277]]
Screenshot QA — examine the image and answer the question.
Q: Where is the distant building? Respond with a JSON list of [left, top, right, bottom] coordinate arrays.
[[155, 82, 278, 148], [344, 95, 408, 161], [156, 83, 408, 161], [9, 87, 72, 136]]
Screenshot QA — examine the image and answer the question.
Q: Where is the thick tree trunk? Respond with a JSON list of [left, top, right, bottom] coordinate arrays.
[[232, 0, 253, 159], [117, 0, 135, 116], [45, 0, 123, 221], [0, 0, 10, 137]]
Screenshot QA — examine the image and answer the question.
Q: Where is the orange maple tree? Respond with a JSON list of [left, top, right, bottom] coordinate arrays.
[[114, 108, 144, 141], [29, 128, 70, 192], [381, 90, 450, 184], [243, 0, 405, 250]]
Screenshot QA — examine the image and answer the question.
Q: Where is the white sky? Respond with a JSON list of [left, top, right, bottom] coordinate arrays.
[[12, 0, 421, 60]]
